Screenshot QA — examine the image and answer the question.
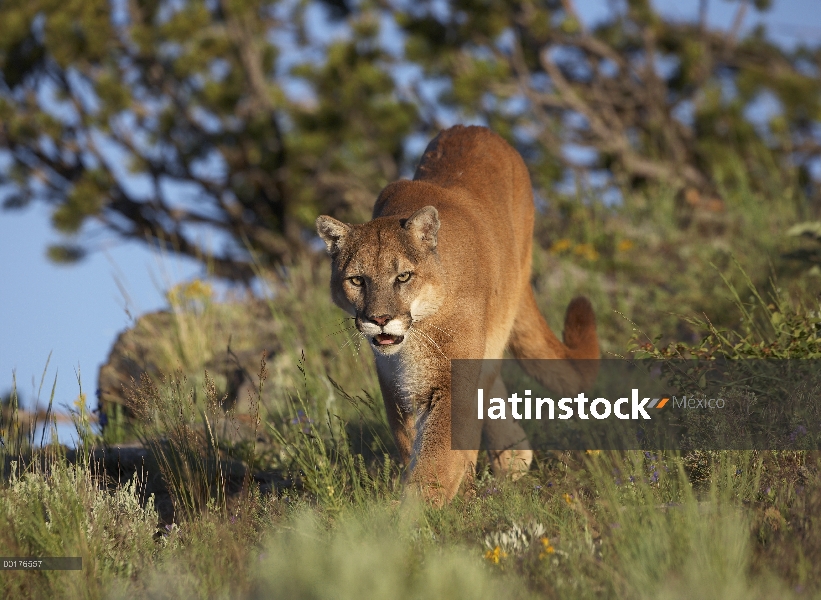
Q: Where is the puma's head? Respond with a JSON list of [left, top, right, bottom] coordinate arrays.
[[316, 206, 445, 355]]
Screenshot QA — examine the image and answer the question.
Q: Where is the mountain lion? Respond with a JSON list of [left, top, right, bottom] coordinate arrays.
[[316, 125, 599, 504]]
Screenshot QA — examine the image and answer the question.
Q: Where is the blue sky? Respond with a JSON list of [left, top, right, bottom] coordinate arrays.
[[1, 0, 820, 437], [0, 203, 200, 413]]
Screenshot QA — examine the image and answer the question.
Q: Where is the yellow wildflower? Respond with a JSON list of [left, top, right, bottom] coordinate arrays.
[[562, 493, 573, 505], [550, 238, 572, 253], [167, 279, 214, 306], [573, 243, 599, 261], [585, 450, 601, 456], [484, 546, 507, 564], [539, 537, 555, 559], [182, 279, 213, 300], [617, 239, 634, 252]]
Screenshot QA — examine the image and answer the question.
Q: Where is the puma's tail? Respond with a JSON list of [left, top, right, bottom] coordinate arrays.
[[507, 292, 600, 396], [560, 296, 600, 361]]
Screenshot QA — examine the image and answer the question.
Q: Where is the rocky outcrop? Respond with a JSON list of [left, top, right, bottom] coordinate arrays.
[[97, 298, 291, 429]]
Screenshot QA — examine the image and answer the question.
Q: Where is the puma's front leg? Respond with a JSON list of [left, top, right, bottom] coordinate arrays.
[[405, 386, 481, 506], [382, 392, 414, 466], [376, 356, 415, 466], [483, 375, 533, 478]]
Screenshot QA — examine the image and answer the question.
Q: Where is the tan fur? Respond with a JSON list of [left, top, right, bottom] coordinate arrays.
[[316, 126, 599, 505]]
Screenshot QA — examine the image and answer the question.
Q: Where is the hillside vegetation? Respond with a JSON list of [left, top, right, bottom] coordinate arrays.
[[3, 179, 821, 597]]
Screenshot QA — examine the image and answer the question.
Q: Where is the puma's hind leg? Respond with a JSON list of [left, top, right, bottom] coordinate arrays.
[[507, 287, 599, 396]]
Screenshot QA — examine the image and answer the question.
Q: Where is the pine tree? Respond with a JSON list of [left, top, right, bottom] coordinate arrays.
[[394, 0, 821, 201], [1, 0, 819, 275], [0, 0, 418, 278]]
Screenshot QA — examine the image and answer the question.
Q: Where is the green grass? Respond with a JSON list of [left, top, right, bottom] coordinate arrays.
[[531, 180, 821, 353], [2, 421, 819, 597]]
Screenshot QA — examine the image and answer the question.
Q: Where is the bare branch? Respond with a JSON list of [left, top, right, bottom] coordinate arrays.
[[699, 0, 709, 32], [729, 0, 749, 46], [559, 0, 586, 34]]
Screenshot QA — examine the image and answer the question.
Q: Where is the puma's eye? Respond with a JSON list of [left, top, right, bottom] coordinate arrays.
[[348, 276, 364, 287], [396, 272, 412, 283]]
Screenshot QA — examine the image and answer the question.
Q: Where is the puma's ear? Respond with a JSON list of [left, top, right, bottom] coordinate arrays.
[[404, 206, 440, 250], [316, 215, 351, 256]]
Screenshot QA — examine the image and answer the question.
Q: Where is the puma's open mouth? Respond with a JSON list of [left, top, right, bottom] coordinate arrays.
[[373, 333, 404, 346]]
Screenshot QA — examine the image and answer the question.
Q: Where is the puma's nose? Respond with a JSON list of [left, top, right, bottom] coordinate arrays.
[[370, 314, 391, 326]]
